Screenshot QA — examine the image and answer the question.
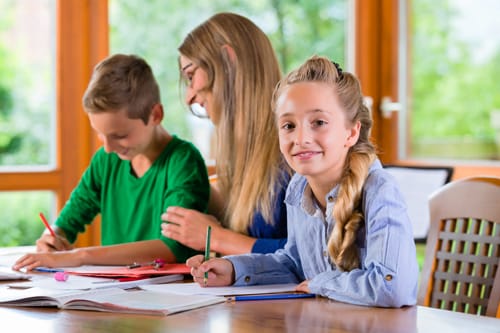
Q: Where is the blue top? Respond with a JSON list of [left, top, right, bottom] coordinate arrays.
[[249, 173, 289, 254], [227, 159, 419, 307]]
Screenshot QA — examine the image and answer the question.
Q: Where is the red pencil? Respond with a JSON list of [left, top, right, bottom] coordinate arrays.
[[39, 212, 56, 237]]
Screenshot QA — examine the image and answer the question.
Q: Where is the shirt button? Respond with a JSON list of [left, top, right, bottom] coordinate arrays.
[[323, 250, 328, 257], [385, 274, 393, 281], [244, 276, 251, 283], [327, 196, 334, 202]]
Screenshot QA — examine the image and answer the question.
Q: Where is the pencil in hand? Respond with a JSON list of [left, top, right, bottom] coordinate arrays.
[[39, 212, 56, 237], [204, 225, 212, 285]]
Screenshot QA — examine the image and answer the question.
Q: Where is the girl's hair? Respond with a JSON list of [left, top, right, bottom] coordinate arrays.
[[178, 12, 289, 232], [272, 55, 377, 271], [82, 54, 160, 124]]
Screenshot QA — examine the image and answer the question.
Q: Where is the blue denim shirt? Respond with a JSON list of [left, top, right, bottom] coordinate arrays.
[[227, 159, 419, 307]]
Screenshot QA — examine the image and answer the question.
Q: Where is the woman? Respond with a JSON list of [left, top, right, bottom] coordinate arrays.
[[161, 12, 291, 255]]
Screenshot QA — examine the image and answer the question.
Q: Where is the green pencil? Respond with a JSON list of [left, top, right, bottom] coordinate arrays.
[[204, 225, 211, 285]]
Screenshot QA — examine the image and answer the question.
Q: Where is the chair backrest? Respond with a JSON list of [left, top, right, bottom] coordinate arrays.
[[417, 176, 500, 317]]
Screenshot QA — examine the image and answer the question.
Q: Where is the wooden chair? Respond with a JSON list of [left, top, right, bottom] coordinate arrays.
[[417, 176, 500, 317]]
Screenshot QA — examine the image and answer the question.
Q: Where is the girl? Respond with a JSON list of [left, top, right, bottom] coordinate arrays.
[[186, 55, 419, 307]]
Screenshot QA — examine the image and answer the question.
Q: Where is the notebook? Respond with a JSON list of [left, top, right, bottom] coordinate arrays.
[[0, 287, 225, 316]]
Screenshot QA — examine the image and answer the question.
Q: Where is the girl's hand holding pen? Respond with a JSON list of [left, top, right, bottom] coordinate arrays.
[[186, 254, 235, 287]]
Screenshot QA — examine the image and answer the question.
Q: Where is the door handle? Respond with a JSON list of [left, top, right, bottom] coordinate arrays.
[[380, 96, 402, 118]]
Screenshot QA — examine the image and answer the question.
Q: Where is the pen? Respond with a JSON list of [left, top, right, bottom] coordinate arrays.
[[204, 225, 211, 285], [227, 293, 316, 302], [39, 212, 56, 237], [33, 267, 65, 273]]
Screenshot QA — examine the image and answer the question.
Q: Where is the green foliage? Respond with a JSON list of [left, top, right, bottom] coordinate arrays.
[[0, 0, 53, 165], [411, 0, 500, 146], [109, 0, 347, 141], [0, 192, 51, 247]]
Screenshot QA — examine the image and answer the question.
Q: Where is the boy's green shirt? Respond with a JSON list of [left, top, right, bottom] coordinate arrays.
[[55, 135, 209, 262]]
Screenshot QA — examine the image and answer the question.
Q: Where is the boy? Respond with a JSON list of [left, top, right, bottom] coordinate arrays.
[[14, 54, 209, 270]]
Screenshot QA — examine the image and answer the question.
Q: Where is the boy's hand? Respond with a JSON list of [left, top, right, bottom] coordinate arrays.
[[36, 233, 72, 252], [12, 250, 79, 271]]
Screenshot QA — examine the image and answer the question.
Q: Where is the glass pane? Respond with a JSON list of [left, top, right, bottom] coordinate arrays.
[[404, 0, 500, 161], [109, 0, 348, 161], [0, 0, 56, 168], [0, 191, 55, 247]]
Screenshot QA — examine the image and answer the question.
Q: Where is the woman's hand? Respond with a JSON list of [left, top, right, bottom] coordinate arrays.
[[186, 254, 235, 287], [161, 206, 220, 251]]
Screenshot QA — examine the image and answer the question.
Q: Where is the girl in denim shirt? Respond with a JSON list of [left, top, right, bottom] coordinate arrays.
[[187, 55, 418, 307]]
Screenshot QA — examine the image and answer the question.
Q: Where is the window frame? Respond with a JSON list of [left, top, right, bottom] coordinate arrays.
[[355, 0, 500, 178], [0, 0, 107, 246]]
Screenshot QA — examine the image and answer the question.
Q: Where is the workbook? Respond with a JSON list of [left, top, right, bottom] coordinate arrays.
[[0, 287, 225, 316]]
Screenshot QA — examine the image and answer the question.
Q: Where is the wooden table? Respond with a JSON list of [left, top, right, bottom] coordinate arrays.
[[0, 297, 498, 333], [1, 247, 499, 332]]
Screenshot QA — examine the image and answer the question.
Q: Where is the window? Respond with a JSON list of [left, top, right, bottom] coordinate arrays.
[[0, 1, 106, 247], [1, 0, 497, 247], [401, 0, 500, 161], [0, 0, 57, 247], [0, 0, 56, 167], [109, 0, 349, 160]]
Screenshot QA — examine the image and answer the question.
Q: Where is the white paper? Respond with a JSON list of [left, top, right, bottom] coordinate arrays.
[[0, 267, 31, 281]]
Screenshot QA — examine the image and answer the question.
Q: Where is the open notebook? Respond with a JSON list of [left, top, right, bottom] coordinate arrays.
[[0, 287, 225, 316]]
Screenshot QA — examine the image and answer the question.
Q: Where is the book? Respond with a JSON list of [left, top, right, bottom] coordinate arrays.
[[0, 287, 225, 316]]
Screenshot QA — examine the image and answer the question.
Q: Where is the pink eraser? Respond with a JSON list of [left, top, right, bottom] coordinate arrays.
[[54, 271, 68, 282]]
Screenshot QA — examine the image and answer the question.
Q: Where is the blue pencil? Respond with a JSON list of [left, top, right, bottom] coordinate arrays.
[[227, 293, 316, 302], [33, 267, 64, 273]]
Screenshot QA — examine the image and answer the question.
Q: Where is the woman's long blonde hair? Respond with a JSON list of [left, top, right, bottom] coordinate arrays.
[[179, 12, 289, 233], [273, 55, 377, 271]]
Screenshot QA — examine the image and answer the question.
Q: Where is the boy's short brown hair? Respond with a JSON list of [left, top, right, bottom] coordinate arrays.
[[82, 54, 160, 124]]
